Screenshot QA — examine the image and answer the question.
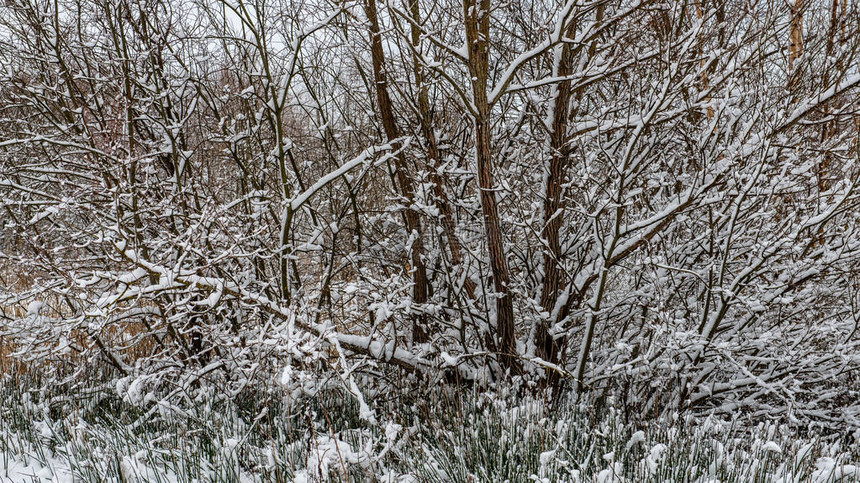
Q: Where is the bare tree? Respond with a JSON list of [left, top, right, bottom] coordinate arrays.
[[2, 0, 860, 429]]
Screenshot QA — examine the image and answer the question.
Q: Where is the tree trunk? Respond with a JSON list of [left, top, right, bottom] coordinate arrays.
[[537, 24, 576, 373], [788, 0, 803, 92], [364, 0, 429, 343], [537, 4, 605, 383], [407, 0, 477, 303], [464, 0, 518, 373]]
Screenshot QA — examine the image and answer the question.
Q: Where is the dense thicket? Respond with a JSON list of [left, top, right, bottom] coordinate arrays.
[[1, 0, 859, 430]]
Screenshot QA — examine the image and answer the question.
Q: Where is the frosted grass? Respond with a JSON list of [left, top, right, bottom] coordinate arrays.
[[1, 375, 857, 482]]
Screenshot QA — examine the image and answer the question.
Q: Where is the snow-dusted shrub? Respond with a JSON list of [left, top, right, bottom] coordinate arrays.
[[1, 0, 859, 435]]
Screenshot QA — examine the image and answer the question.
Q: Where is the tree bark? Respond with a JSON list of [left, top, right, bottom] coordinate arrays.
[[537, 4, 604, 382], [537, 24, 576, 372], [364, 0, 429, 343], [788, 0, 804, 92], [464, 0, 518, 373]]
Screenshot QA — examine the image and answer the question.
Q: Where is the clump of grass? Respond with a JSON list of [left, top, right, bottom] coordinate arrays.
[[1, 373, 858, 482], [401, 388, 860, 482]]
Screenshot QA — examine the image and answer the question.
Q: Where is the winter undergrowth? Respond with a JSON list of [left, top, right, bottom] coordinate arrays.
[[1, 371, 858, 483]]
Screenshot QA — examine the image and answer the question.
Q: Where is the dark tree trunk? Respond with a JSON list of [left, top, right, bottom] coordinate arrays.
[[364, 0, 429, 343], [464, 0, 518, 373]]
